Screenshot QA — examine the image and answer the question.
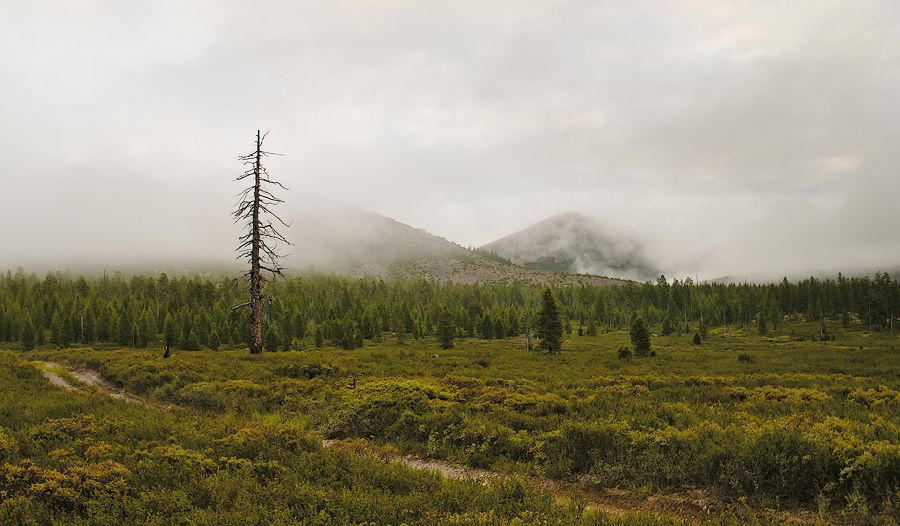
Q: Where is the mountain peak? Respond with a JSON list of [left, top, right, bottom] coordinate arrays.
[[479, 212, 658, 281]]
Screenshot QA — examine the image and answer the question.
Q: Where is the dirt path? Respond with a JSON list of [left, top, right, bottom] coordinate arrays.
[[36, 364, 79, 392], [395, 456, 501, 486], [384, 458, 727, 519], [387, 456, 630, 517], [33, 361, 172, 410]]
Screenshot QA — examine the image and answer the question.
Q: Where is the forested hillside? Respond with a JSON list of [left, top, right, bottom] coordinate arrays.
[[1, 270, 896, 352]]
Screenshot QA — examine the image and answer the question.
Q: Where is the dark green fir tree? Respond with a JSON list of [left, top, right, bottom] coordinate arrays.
[[536, 288, 563, 354]]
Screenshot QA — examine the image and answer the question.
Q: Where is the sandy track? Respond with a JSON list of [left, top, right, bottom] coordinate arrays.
[[37, 365, 78, 392]]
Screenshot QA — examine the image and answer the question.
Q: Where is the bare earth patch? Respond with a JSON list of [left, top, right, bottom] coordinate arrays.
[[36, 364, 78, 392]]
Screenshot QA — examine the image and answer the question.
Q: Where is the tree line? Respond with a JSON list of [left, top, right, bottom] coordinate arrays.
[[0, 269, 897, 352]]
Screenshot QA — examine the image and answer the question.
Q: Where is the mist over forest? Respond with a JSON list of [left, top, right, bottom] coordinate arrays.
[[3, 159, 896, 284]]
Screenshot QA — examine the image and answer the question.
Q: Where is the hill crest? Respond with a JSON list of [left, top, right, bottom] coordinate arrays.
[[480, 212, 658, 282]]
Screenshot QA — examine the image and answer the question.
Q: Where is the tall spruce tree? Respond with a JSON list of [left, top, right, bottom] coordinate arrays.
[[536, 287, 563, 353], [21, 316, 35, 352], [436, 307, 456, 350], [630, 316, 651, 357]]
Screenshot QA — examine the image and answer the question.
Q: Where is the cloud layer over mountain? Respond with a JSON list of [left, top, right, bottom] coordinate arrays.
[[3, 2, 899, 280]]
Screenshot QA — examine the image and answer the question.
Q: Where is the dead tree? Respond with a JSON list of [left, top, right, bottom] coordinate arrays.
[[233, 130, 290, 354]]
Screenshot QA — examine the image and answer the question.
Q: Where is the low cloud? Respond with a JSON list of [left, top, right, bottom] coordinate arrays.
[[1, 1, 898, 281]]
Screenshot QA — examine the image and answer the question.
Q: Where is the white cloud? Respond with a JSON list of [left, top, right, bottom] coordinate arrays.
[[812, 155, 861, 174]]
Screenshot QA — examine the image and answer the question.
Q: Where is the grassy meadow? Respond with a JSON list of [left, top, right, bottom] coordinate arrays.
[[6, 310, 900, 525]]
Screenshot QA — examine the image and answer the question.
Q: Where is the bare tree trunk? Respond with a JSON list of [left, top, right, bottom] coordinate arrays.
[[234, 130, 289, 355], [249, 131, 263, 354]]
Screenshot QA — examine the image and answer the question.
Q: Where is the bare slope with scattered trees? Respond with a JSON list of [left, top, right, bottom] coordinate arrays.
[[286, 202, 624, 286], [480, 212, 658, 282]]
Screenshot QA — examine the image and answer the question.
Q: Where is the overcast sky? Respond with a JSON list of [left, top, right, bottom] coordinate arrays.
[[2, 1, 899, 280]]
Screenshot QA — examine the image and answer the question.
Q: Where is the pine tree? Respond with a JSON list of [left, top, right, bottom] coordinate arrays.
[[630, 316, 651, 357], [61, 314, 74, 348], [0, 308, 7, 342], [117, 305, 133, 346], [294, 311, 308, 339], [186, 329, 200, 352], [768, 299, 781, 331], [208, 330, 221, 351], [536, 288, 563, 354], [479, 315, 494, 340], [400, 302, 415, 334], [163, 312, 177, 349], [265, 325, 280, 353], [314, 327, 323, 348], [97, 304, 111, 341], [50, 312, 62, 346], [35, 317, 45, 346], [361, 313, 374, 340], [82, 306, 95, 343], [507, 310, 520, 336], [65, 312, 78, 345], [197, 309, 211, 346], [179, 309, 192, 350], [21, 317, 35, 352], [758, 312, 768, 336], [494, 317, 506, 339], [436, 307, 455, 350], [661, 316, 674, 336], [136, 312, 151, 348]]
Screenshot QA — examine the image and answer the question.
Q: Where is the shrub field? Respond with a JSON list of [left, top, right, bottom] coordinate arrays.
[[2, 270, 900, 524]]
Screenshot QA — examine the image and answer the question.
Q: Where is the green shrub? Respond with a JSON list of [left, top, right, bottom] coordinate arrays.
[[323, 379, 459, 441], [535, 419, 632, 479]]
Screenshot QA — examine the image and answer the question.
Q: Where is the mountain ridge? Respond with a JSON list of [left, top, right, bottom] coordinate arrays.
[[284, 202, 623, 286], [2, 162, 629, 285]]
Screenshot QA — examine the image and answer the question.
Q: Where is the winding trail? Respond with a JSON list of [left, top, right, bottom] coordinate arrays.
[[33, 361, 173, 410], [31, 361, 784, 523], [37, 363, 79, 392]]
